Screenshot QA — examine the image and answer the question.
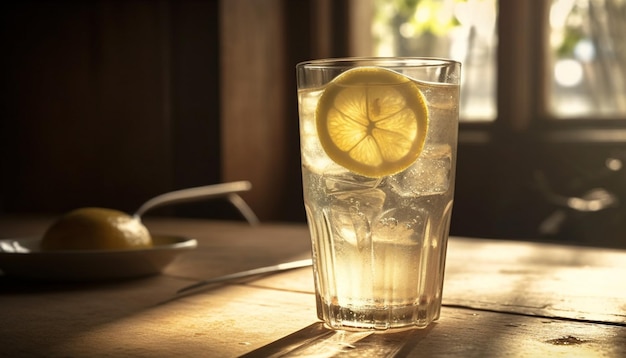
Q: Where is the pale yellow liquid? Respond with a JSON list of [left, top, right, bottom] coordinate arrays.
[[299, 79, 459, 330]]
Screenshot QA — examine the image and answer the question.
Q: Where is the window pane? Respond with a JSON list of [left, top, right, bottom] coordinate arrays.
[[549, 0, 626, 118], [371, 0, 498, 121]]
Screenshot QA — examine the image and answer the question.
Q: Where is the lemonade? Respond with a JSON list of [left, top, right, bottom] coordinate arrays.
[[297, 59, 460, 330]]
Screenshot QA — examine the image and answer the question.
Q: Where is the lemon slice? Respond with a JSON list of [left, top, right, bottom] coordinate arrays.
[[316, 67, 428, 178]]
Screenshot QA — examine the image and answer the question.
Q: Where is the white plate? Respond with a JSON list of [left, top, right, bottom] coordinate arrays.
[[0, 235, 197, 281]]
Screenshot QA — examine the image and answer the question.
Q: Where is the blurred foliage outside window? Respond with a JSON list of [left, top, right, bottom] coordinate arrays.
[[550, 0, 626, 118]]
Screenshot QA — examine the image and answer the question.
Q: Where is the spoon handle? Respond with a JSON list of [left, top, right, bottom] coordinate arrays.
[[134, 181, 255, 220], [176, 259, 313, 295]]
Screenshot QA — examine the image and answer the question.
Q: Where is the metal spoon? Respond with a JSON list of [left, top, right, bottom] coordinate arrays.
[[134, 182, 310, 296], [134, 181, 259, 225], [176, 258, 313, 295]]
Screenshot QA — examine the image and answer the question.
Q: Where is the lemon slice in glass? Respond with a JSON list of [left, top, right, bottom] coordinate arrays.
[[316, 66, 428, 178]]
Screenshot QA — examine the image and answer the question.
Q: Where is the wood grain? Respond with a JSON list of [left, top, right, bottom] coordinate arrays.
[[0, 217, 625, 357], [246, 309, 626, 358]]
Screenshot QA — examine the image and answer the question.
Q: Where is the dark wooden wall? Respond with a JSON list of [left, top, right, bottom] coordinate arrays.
[[0, 1, 215, 216], [0, 0, 309, 221]]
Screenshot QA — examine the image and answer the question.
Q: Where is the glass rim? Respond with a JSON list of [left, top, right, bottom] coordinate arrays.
[[296, 56, 460, 69]]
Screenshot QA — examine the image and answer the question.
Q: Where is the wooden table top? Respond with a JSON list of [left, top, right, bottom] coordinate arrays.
[[0, 216, 625, 357]]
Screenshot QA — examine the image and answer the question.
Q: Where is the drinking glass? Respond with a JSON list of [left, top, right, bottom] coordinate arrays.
[[296, 57, 460, 330]]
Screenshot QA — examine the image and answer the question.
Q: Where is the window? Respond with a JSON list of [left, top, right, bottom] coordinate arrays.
[[362, 0, 626, 123], [549, 0, 626, 118]]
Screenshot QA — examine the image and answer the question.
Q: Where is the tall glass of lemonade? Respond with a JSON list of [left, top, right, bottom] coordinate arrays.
[[296, 58, 460, 330]]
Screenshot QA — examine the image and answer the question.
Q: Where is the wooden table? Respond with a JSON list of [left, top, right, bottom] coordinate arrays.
[[0, 216, 625, 357]]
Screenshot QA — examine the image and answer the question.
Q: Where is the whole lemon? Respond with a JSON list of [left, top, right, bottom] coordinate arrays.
[[41, 207, 153, 251]]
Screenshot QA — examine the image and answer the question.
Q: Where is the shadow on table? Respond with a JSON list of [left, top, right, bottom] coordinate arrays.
[[241, 322, 435, 357]]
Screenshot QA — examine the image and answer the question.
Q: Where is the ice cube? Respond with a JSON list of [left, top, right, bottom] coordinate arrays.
[[371, 206, 429, 245], [324, 172, 383, 194], [299, 89, 335, 174], [327, 187, 386, 250], [389, 144, 452, 197]]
